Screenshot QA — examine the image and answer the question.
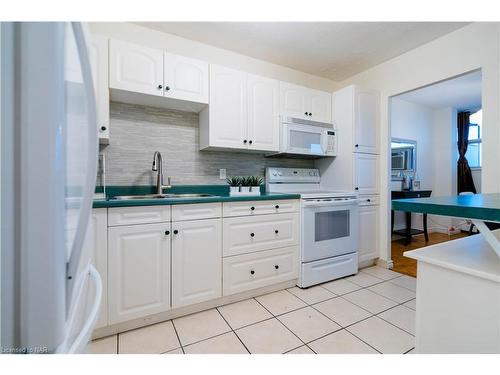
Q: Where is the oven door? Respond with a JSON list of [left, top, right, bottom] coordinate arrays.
[[282, 123, 327, 156], [302, 199, 359, 262]]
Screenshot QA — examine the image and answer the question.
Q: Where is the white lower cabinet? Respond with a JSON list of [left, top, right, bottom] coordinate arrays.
[[223, 212, 299, 257], [108, 222, 171, 324], [171, 218, 222, 308], [358, 201, 379, 263], [95, 199, 300, 332], [223, 246, 298, 296]]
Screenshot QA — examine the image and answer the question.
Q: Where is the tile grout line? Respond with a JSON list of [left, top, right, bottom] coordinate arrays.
[[253, 296, 310, 353], [215, 307, 251, 354], [170, 319, 185, 354]]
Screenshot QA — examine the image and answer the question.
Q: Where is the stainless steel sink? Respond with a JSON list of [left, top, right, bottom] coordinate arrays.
[[111, 193, 217, 200]]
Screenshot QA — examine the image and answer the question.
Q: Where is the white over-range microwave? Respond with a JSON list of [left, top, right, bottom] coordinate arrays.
[[270, 117, 337, 158]]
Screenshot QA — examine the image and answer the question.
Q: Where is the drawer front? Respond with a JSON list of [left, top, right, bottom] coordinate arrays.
[[223, 212, 299, 256], [358, 195, 379, 206], [299, 252, 358, 288], [108, 206, 171, 226], [223, 199, 299, 217], [172, 203, 222, 222], [223, 246, 298, 296]]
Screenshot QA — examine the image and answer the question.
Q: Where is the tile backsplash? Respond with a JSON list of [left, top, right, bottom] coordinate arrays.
[[100, 102, 313, 186]]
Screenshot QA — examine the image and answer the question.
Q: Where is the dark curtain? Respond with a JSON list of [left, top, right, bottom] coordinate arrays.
[[457, 111, 477, 194]]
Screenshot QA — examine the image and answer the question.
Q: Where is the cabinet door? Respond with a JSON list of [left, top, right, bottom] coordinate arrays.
[[109, 39, 164, 97], [354, 89, 379, 154], [354, 153, 379, 195], [108, 223, 171, 324], [358, 205, 379, 263], [89, 35, 110, 143], [309, 88, 332, 123], [247, 74, 279, 151], [164, 53, 208, 103], [209, 65, 248, 149], [83, 208, 108, 329], [171, 218, 222, 308], [280, 82, 309, 120]]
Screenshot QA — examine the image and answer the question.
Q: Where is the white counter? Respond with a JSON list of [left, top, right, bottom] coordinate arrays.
[[405, 231, 500, 353]]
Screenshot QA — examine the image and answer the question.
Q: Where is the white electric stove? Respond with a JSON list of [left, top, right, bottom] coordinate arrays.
[[266, 167, 359, 288]]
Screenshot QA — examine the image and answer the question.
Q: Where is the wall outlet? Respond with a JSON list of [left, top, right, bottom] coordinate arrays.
[[219, 168, 227, 180]]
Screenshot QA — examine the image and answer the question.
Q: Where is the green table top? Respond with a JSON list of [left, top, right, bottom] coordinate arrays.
[[392, 193, 500, 222]]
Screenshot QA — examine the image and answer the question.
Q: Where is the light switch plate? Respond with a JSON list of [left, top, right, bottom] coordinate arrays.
[[219, 168, 227, 180]]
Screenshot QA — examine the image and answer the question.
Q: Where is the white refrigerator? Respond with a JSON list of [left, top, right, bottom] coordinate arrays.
[[1, 22, 101, 353]]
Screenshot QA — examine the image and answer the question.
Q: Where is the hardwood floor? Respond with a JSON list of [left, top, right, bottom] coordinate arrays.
[[391, 232, 468, 277]]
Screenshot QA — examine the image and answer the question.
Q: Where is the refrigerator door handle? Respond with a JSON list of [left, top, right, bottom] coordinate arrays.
[[66, 22, 98, 293], [60, 265, 103, 354]]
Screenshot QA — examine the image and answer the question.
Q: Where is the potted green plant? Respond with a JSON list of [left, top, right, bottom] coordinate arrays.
[[240, 176, 251, 193], [226, 176, 241, 195], [248, 176, 263, 193]]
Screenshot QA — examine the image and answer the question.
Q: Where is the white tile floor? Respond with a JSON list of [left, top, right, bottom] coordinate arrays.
[[86, 266, 416, 354]]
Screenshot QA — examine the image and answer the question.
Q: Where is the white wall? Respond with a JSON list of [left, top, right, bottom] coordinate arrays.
[[390, 98, 434, 231], [339, 22, 500, 262], [89, 22, 337, 92], [431, 107, 458, 231]]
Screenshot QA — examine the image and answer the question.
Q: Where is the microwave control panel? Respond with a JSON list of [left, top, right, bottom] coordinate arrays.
[[326, 131, 337, 155]]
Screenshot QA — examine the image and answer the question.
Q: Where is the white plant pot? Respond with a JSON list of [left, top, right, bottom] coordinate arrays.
[[229, 186, 240, 194], [240, 186, 250, 193], [250, 186, 260, 193]]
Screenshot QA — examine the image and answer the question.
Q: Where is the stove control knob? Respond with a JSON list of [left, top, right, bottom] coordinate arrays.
[[277, 172, 283, 176], [272, 171, 277, 176]]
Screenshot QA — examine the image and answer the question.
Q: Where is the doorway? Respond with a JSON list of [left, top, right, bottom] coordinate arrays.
[[388, 70, 482, 276]]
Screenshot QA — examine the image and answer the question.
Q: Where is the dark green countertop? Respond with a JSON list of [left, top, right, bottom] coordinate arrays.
[[92, 185, 300, 208], [392, 193, 500, 222]]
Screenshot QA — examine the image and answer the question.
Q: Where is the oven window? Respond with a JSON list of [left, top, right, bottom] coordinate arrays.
[[315, 210, 350, 242], [290, 129, 323, 153]]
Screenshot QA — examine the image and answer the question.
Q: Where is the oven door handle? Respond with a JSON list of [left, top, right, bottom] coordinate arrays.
[[303, 199, 358, 207]]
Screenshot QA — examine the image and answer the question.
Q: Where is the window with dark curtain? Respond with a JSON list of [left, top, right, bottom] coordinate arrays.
[[457, 111, 477, 194]]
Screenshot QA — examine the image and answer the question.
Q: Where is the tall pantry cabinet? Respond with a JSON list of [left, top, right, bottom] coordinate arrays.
[[317, 85, 380, 265]]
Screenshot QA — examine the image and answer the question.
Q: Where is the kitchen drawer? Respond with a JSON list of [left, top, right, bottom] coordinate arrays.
[[223, 212, 299, 257], [108, 206, 171, 226], [223, 199, 299, 217], [358, 195, 379, 206], [172, 202, 222, 222], [223, 246, 298, 296], [299, 252, 358, 288]]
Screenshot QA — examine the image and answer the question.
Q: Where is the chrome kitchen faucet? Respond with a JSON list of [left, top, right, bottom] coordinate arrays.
[[152, 151, 172, 194]]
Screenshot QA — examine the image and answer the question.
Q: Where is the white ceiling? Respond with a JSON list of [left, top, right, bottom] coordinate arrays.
[[134, 22, 468, 81], [395, 70, 482, 111]]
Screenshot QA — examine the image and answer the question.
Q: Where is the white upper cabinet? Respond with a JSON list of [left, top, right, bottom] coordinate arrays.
[[247, 73, 279, 151], [171, 218, 222, 308], [109, 39, 164, 97], [88, 34, 110, 144], [205, 64, 248, 149], [280, 82, 309, 119], [200, 65, 280, 152], [280, 82, 332, 123], [163, 53, 208, 103], [309, 89, 332, 123], [354, 153, 379, 195], [353, 88, 379, 154]]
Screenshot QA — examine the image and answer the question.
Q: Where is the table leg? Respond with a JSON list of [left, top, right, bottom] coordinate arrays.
[[423, 213, 429, 242], [405, 212, 412, 245], [391, 210, 395, 234], [471, 219, 500, 258]]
